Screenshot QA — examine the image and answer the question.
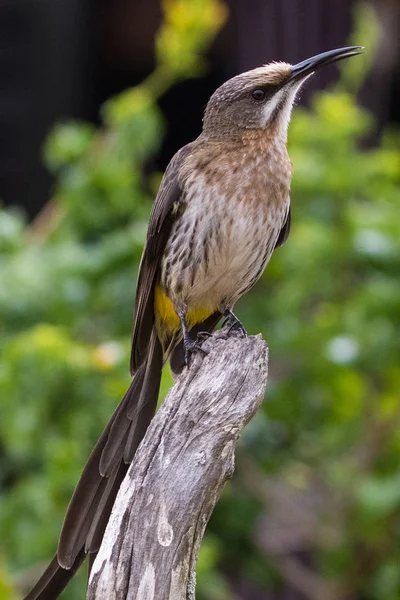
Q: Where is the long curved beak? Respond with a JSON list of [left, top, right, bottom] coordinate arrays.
[[289, 46, 364, 82]]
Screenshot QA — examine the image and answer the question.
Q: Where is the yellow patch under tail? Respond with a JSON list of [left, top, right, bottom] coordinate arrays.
[[154, 284, 214, 335]]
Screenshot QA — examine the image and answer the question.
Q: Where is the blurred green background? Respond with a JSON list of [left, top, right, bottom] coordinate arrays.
[[1, 1, 400, 599]]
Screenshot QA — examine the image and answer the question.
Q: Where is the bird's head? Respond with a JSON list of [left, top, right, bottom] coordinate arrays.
[[203, 47, 363, 142]]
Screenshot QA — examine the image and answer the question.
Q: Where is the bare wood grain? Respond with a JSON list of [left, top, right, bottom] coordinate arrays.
[[87, 329, 268, 600]]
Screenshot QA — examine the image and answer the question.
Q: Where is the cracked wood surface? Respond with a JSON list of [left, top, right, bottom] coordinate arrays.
[[87, 329, 269, 600]]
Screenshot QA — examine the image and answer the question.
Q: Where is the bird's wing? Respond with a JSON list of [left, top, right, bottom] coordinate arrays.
[[130, 142, 194, 375], [274, 205, 291, 249]]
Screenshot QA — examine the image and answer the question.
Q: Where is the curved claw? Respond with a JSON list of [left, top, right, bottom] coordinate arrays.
[[223, 310, 247, 337], [184, 340, 209, 367], [196, 331, 213, 342]]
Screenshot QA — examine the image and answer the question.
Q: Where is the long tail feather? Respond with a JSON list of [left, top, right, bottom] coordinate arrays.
[[85, 462, 128, 554], [24, 550, 86, 600], [25, 329, 163, 599]]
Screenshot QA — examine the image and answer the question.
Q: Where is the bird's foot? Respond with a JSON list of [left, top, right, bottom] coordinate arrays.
[[184, 336, 209, 367], [223, 310, 247, 337]]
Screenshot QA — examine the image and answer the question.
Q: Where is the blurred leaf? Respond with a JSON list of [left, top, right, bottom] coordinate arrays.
[[356, 473, 400, 517], [0, 556, 18, 600]]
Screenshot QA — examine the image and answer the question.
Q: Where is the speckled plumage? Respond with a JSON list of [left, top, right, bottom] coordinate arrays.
[[157, 133, 292, 339]]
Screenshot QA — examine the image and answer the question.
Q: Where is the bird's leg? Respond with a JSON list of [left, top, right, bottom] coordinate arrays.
[[178, 309, 209, 367], [223, 309, 247, 337]]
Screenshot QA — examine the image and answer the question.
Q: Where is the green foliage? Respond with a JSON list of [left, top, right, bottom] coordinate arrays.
[[156, 0, 227, 79], [1, 2, 399, 599]]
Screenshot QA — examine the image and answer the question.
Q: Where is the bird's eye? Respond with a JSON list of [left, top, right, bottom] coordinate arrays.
[[251, 88, 266, 101]]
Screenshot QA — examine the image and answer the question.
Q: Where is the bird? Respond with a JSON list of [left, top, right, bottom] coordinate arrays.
[[25, 46, 363, 599]]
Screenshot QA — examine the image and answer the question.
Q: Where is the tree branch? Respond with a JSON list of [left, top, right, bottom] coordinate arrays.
[[87, 329, 268, 600]]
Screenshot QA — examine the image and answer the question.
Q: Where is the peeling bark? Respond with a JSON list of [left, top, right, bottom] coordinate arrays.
[[87, 329, 269, 600]]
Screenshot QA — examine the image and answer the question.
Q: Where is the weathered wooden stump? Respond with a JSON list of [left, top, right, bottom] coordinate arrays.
[[87, 329, 268, 600]]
